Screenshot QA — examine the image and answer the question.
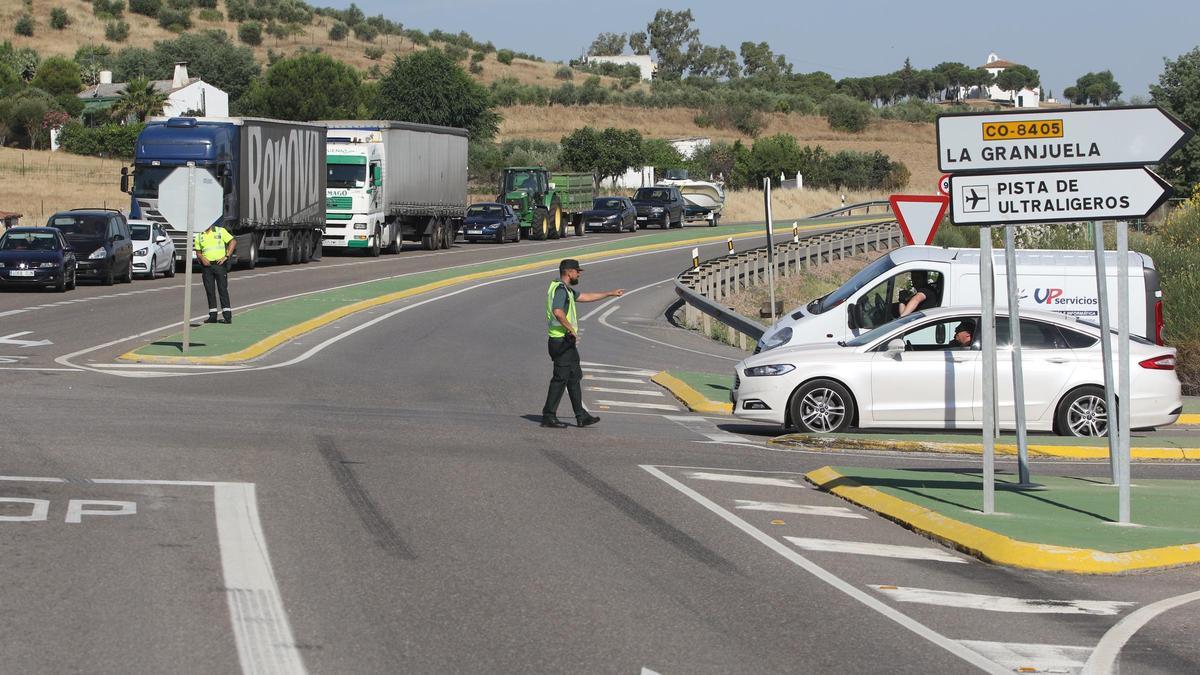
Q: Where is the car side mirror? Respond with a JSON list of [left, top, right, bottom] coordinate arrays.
[[886, 338, 905, 358], [847, 301, 861, 330], [155, 235, 168, 244], [120, 166, 130, 194]]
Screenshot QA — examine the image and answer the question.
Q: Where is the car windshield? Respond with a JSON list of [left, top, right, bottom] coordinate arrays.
[[811, 254, 898, 314], [132, 166, 177, 200], [327, 163, 366, 189], [843, 311, 926, 347], [0, 232, 60, 251], [593, 198, 624, 209], [467, 205, 504, 217], [49, 215, 107, 239], [130, 223, 152, 240], [634, 188, 670, 201]]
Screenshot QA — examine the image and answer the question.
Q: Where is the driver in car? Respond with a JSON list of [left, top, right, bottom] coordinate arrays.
[[951, 320, 975, 349]]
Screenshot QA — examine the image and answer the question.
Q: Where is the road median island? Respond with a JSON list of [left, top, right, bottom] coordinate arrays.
[[806, 466, 1200, 574], [653, 370, 734, 414], [771, 433, 1200, 461], [119, 218, 890, 365]]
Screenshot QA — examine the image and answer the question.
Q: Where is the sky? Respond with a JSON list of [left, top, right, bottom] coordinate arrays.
[[323, 0, 1199, 99]]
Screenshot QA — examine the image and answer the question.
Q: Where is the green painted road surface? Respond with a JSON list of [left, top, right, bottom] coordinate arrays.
[[669, 370, 734, 403], [1185, 396, 1200, 413], [825, 466, 1200, 552], [813, 431, 1198, 449], [130, 216, 890, 359]]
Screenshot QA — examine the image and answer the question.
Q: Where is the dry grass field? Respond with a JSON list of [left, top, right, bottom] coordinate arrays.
[[723, 187, 890, 222], [0, 147, 127, 223]]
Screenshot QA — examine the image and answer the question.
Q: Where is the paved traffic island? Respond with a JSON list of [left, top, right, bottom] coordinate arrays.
[[806, 466, 1200, 574], [120, 218, 888, 365], [652, 370, 734, 414], [772, 432, 1200, 460]]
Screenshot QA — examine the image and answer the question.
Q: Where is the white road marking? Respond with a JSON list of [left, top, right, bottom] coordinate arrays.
[[581, 367, 657, 376], [0, 309, 27, 317], [870, 586, 1133, 615], [787, 539, 967, 563], [665, 416, 748, 445], [735, 500, 867, 519], [685, 471, 807, 488], [586, 386, 665, 396], [0, 331, 52, 348], [593, 399, 680, 411], [598, 305, 740, 362], [578, 276, 673, 322], [584, 375, 647, 384], [1084, 589, 1200, 674], [960, 640, 1091, 674], [640, 466, 1009, 675]]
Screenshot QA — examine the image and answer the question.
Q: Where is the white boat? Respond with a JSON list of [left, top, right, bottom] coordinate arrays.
[[658, 169, 725, 214]]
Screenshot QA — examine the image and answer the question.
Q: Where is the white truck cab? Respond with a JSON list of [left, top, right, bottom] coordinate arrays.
[[757, 246, 1163, 352], [324, 129, 396, 255]]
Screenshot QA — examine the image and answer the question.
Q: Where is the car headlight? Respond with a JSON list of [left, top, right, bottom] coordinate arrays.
[[38, 262, 57, 268], [134, 247, 148, 256], [89, 247, 107, 259], [758, 327, 793, 352], [0, 262, 6, 268], [744, 364, 796, 377]]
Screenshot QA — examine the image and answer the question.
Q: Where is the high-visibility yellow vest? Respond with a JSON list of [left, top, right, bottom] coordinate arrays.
[[546, 280, 577, 338], [195, 226, 233, 262]]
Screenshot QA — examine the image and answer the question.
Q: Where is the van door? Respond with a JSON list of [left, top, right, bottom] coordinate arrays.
[[870, 315, 979, 426]]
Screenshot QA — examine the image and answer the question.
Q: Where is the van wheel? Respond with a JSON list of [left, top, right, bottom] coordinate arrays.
[[1055, 386, 1109, 437], [789, 379, 855, 433]]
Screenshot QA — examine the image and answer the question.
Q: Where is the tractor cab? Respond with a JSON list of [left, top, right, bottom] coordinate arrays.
[[500, 167, 549, 213]]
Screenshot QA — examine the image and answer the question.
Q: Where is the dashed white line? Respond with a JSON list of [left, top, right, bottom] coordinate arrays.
[[586, 386, 665, 397], [869, 586, 1133, 614], [735, 500, 867, 519], [685, 471, 807, 488], [580, 367, 658, 376], [584, 375, 647, 384], [786, 539, 967, 563], [593, 399, 680, 411]]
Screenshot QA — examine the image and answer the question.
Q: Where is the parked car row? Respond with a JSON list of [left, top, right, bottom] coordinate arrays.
[[0, 209, 176, 293]]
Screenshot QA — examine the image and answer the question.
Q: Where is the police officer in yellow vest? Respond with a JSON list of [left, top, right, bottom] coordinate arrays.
[[195, 221, 237, 324], [541, 259, 624, 428]]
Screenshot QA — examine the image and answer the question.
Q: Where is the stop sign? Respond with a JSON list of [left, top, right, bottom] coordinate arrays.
[[156, 166, 225, 234]]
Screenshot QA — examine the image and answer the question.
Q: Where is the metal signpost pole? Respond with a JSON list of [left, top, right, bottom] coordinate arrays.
[[763, 177, 777, 324], [1004, 225, 1032, 485], [181, 162, 196, 353], [1117, 222, 1132, 523], [1091, 221, 1120, 484], [980, 227, 996, 514]]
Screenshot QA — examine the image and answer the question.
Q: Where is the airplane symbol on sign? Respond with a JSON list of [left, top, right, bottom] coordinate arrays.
[[962, 185, 990, 213], [966, 189, 986, 209]]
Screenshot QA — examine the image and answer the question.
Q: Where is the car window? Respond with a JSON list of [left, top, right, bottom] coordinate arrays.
[[49, 215, 106, 238], [995, 318, 1071, 349], [1060, 328, 1098, 349], [1, 231, 60, 250], [131, 223, 152, 240], [895, 318, 978, 352]]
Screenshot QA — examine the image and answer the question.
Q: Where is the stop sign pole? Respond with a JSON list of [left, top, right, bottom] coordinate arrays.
[[181, 163, 196, 352]]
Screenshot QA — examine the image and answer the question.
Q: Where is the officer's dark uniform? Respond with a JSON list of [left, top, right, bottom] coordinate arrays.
[[195, 224, 234, 324], [541, 276, 587, 424]]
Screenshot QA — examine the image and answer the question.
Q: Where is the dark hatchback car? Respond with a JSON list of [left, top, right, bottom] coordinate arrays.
[[583, 197, 636, 233], [462, 202, 520, 243], [46, 210, 133, 285], [0, 227, 77, 292]]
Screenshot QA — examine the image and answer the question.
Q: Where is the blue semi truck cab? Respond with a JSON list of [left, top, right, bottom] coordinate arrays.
[[121, 117, 327, 269]]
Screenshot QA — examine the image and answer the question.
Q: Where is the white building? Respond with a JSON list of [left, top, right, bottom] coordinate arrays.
[[668, 136, 710, 160], [960, 53, 1041, 109], [78, 62, 229, 120], [583, 54, 657, 81]]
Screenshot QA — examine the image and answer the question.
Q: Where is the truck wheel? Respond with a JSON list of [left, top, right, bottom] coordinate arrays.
[[299, 232, 311, 263], [421, 218, 437, 250], [385, 226, 401, 254], [369, 229, 382, 257], [441, 220, 456, 249], [246, 234, 259, 269], [573, 215, 584, 238], [530, 210, 548, 241], [283, 236, 296, 264], [311, 233, 322, 261]]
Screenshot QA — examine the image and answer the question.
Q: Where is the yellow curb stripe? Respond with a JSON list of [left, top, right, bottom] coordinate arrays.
[[769, 434, 1200, 461], [120, 221, 891, 366], [805, 466, 1200, 574], [1177, 413, 1200, 425], [651, 371, 733, 414]]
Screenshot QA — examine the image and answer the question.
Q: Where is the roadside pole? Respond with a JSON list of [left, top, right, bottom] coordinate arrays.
[[763, 178, 777, 324], [1004, 225, 1032, 486], [1117, 222, 1132, 523], [181, 162, 196, 353], [980, 228, 996, 514], [1092, 221, 1120, 485]]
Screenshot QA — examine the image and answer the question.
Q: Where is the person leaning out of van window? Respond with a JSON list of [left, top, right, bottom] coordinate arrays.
[[195, 221, 237, 324], [898, 271, 941, 317]]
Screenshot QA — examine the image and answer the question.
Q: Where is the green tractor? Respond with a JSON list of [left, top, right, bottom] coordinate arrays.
[[499, 166, 595, 240]]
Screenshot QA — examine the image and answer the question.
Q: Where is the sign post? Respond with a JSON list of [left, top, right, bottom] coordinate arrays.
[[182, 165, 196, 351], [980, 228, 996, 515], [1117, 222, 1132, 523], [763, 177, 777, 323], [156, 163, 225, 353], [1004, 225, 1033, 486]]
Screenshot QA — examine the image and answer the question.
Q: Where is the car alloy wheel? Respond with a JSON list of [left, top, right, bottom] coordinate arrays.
[[1064, 390, 1108, 437], [790, 379, 854, 434]]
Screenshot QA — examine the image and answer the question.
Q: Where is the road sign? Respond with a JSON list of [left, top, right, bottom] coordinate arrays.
[[949, 167, 1172, 226], [889, 194, 948, 245], [938, 174, 951, 196], [157, 167, 224, 233], [937, 106, 1194, 173]]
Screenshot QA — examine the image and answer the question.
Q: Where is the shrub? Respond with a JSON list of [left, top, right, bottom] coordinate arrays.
[[93, 0, 125, 19], [105, 20, 130, 42], [328, 21, 348, 41], [15, 14, 34, 36], [364, 45, 384, 60], [197, 8, 222, 21], [878, 99, 940, 123], [822, 94, 873, 133], [238, 21, 263, 46], [157, 7, 192, 31], [441, 44, 467, 62], [554, 65, 573, 80], [50, 8, 71, 30], [404, 28, 428, 46], [470, 51, 485, 64], [127, 0, 161, 18], [1137, 193, 1200, 393], [193, 0, 218, 8], [58, 121, 144, 158], [352, 22, 378, 42], [469, 62, 482, 75], [496, 49, 514, 65]]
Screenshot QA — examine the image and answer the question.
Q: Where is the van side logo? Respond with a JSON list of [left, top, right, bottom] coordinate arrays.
[[1033, 288, 1064, 304]]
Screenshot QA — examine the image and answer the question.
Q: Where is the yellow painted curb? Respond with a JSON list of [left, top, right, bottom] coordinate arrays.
[[770, 434, 1200, 461], [1177, 413, 1200, 425], [651, 372, 733, 414], [805, 466, 1200, 574], [121, 221, 893, 366]]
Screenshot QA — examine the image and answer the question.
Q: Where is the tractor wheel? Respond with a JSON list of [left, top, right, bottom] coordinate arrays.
[[548, 200, 563, 239], [530, 210, 549, 241]]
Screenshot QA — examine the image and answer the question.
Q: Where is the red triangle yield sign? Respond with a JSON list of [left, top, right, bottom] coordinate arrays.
[[890, 194, 949, 246]]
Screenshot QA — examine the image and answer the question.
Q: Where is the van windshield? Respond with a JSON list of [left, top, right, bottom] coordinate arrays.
[[811, 254, 897, 314]]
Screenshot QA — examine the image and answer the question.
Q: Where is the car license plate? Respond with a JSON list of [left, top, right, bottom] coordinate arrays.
[[467, 229, 483, 235], [9, 270, 35, 277], [637, 217, 648, 221]]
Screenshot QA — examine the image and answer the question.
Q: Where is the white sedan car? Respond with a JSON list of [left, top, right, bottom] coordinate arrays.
[[732, 306, 1181, 437], [129, 219, 176, 279]]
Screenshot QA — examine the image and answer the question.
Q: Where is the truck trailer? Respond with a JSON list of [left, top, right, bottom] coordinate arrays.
[[122, 117, 327, 269], [319, 120, 468, 253]]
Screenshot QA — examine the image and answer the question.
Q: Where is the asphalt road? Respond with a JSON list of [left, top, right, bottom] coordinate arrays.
[[3, 225, 1198, 674]]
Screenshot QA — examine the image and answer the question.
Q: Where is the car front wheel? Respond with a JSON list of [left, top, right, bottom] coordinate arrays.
[[789, 379, 855, 433]]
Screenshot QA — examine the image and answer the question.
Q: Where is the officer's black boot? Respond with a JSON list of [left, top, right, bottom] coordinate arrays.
[[540, 415, 569, 428], [222, 310, 233, 325], [205, 312, 219, 324]]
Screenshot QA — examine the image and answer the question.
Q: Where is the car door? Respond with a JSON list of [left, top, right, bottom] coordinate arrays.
[[992, 317, 1078, 426], [110, 217, 129, 269], [869, 316, 980, 426]]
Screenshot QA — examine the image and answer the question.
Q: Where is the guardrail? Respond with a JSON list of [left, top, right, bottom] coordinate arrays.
[[805, 199, 892, 220], [675, 206, 903, 350]]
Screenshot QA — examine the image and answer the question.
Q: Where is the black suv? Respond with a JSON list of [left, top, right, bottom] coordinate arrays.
[[632, 186, 686, 229], [46, 209, 134, 285]]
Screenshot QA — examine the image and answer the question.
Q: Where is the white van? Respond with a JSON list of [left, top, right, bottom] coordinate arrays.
[[756, 246, 1163, 352]]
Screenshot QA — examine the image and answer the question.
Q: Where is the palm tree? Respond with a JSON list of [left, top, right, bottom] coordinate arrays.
[[110, 77, 168, 123]]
